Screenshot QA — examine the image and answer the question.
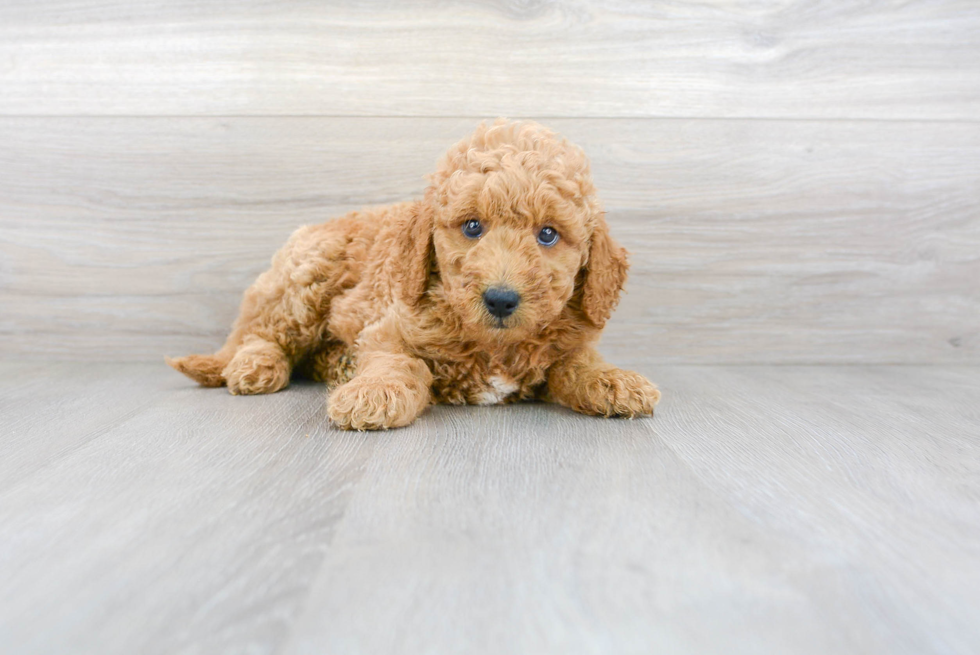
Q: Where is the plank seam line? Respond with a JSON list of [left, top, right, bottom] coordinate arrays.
[[1, 114, 979, 124]]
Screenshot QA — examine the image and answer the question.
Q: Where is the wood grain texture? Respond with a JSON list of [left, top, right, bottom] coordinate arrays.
[[1, 1, 979, 118], [1, 363, 978, 654], [1, 117, 977, 364]]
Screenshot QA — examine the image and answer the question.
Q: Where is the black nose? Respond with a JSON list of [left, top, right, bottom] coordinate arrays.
[[483, 287, 521, 319]]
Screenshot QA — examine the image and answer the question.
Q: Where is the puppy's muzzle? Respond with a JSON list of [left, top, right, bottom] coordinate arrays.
[[483, 287, 520, 320]]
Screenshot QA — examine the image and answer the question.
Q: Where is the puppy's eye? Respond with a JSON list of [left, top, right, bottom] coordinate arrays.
[[462, 219, 483, 239], [537, 226, 560, 247]]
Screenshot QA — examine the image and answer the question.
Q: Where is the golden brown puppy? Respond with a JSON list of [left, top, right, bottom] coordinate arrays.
[[168, 119, 660, 429]]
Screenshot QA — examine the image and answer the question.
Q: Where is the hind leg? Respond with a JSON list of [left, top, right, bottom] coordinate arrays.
[[215, 225, 337, 395], [169, 215, 376, 393], [223, 336, 291, 395]]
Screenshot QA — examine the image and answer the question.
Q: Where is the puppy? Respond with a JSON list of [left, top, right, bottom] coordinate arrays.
[[168, 119, 660, 429]]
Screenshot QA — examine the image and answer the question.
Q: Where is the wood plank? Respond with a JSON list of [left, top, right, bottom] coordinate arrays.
[[0, 364, 376, 655], [1, 363, 978, 653], [1, 1, 979, 118], [0, 362, 173, 491], [282, 365, 980, 655], [1, 117, 977, 364]]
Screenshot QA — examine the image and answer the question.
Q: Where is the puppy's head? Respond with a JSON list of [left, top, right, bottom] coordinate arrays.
[[396, 120, 628, 344]]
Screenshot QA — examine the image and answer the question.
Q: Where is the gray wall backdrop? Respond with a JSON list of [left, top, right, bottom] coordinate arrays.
[[1, 1, 978, 364]]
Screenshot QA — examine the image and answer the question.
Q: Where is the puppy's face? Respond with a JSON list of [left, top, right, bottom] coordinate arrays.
[[430, 169, 592, 343]]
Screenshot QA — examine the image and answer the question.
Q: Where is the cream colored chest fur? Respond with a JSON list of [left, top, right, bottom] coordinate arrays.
[[425, 357, 548, 406]]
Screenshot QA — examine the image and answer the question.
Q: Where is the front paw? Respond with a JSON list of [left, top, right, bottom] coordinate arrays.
[[577, 369, 661, 418], [327, 376, 428, 430]]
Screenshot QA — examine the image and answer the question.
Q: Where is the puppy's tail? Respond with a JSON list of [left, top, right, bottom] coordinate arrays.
[[166, 352, 230, 387]]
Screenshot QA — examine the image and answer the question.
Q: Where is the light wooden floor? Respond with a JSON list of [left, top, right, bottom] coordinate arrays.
[[2, 361, 978, 654]]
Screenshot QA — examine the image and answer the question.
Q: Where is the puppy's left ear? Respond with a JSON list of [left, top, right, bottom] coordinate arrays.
[[381, 201, 435, 307], [580, 216, 629, 329]]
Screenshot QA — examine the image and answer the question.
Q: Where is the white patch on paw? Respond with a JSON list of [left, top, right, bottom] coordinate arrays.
[[477, 375, 519, 405]]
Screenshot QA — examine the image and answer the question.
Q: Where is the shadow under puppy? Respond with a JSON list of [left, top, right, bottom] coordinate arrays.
[[168, 119, 660, 429]]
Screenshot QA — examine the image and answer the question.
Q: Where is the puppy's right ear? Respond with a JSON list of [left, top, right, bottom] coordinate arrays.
[[378, 201, 435, 307]]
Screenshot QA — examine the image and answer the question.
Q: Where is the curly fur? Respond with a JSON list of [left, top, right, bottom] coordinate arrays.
[[168, 119, 660, 429]]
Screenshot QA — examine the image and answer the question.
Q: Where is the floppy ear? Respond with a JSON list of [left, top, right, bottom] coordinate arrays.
[[327, 201, 435, 345], [379, 201, 435, 307], [580, 217, 629, 329]]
